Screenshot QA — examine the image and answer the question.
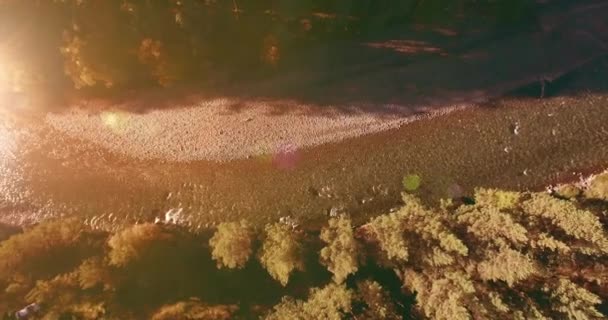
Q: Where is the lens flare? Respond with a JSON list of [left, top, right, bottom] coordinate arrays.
[[272, 143, 300, 170], [101, 111, 130, 133]]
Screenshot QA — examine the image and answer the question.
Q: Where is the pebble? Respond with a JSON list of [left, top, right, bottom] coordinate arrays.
[[45, 100, 465, 162], [512, 122, 521, 135]]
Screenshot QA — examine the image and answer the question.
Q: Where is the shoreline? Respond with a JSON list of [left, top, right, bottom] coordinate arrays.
[[1, 91, 607, 230], [44, 98, 471, 162]]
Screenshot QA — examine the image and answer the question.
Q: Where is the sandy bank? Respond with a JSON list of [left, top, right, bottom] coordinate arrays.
[[45, 99, 468, 162]]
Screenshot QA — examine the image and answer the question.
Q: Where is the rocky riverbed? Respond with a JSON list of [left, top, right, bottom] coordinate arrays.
[[0, 6, 607, 230]]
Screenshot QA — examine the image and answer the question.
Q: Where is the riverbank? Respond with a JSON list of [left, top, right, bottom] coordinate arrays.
[[1, 86, 607, 230], [0, 7, 607, 229]]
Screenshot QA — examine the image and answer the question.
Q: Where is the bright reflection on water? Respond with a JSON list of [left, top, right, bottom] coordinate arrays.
[[1, 94, 608, 232], [0, 125, 28, 223]]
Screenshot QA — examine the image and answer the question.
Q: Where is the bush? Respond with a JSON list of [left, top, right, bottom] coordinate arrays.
[[209, 220, 255, 269], [585, 172, 608, 201], [553, 183, 582, 199]]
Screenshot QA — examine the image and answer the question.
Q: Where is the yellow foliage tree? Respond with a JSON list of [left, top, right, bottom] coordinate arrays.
[[108, 223, 175, 267], [265, 283, 353, 320], [209, 220, 255, 269], [258, 222, 305, 286], [319, 216, 359, 283], [151, 299, 237, 320]]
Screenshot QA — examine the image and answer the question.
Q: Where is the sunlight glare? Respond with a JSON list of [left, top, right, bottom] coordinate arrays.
[[101, 111, 129, 133]]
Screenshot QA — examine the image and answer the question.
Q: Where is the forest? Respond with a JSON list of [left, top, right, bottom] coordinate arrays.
[[2, 1, 607, 319], [1, 172, 607, 319], [0, 0, 538, 95]]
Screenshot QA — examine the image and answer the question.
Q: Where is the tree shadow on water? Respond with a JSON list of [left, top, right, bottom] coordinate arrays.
[[12, 2, 608, 119]]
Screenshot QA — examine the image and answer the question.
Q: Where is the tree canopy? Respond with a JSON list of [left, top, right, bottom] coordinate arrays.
[[0, 0, 540, 97]]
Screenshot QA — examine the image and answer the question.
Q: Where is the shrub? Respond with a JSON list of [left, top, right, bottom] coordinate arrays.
[[402, 174, 422, 191], [209, 221, 255, 269], [585, 172, 608, 201], [553, 184, 582, 199], [258, 222, 304, 286], [319, 216, 359, 283]]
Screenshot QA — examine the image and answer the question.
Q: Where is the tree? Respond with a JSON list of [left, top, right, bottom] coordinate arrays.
[[258, 222, 304, 286], [25, 271, 107, 320], [0, 186, 606, 319], [265, 283, 353, 320], [474, 188, 521, 209], [209, 220, 255, 269], [319, 215, 359, 283], [107, 223, 175, 267], [355, 280, 400, 320], [151, 299, 237, 320]]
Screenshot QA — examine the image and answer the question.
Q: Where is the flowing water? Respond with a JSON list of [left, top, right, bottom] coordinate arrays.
[[1, 89, 607, 231]]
